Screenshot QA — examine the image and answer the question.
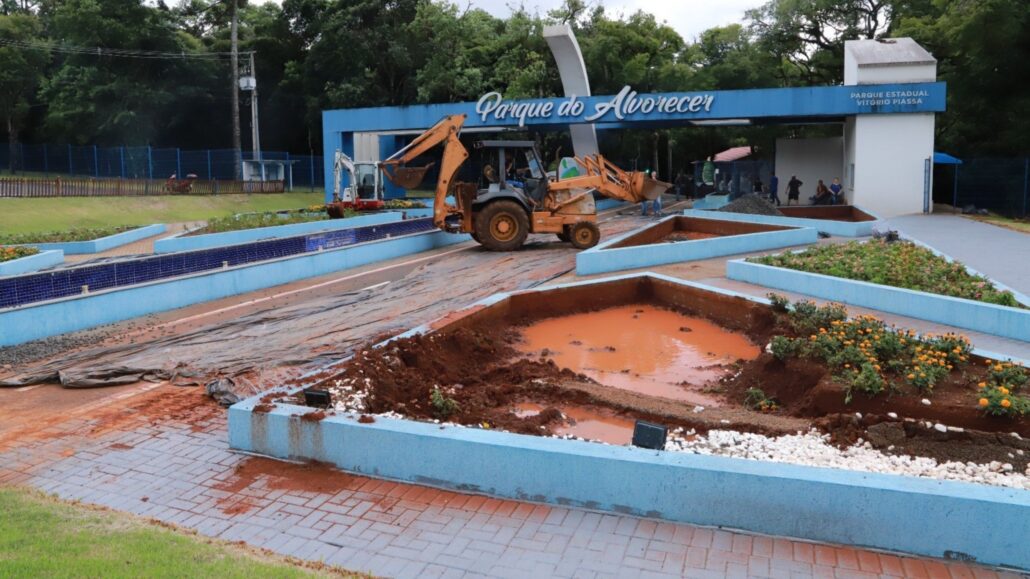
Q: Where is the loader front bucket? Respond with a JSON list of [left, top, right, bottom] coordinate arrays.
[[629, 173, 673, 201], [383, 162, 436, 190]]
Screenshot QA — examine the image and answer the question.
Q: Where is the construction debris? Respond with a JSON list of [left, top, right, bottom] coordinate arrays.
[[718, 194, 784, 216]]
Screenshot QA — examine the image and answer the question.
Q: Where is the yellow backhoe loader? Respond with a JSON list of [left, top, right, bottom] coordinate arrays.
[[379, 114, 669, 250]]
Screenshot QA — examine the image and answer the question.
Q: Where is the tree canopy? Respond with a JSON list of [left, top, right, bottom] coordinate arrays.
[[0, 0, 1025, 159]]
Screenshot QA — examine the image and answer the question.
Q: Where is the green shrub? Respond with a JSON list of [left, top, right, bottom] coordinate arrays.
[[744, 387, 778, 412], [430, 387, 460, 420], [768, 336, 797, 360], [1, 246, 40, 263], [0, 225, 139, 244]]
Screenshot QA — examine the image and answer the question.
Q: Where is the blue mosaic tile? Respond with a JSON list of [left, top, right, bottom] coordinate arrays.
[[0, 218, 439, 311]]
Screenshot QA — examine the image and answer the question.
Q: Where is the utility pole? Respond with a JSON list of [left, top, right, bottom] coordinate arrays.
[[248, 51, 260, 160], [230, 0, 242, 180]]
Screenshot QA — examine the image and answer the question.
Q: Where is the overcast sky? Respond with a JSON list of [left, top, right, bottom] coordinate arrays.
[[251, 0, 760, 42]]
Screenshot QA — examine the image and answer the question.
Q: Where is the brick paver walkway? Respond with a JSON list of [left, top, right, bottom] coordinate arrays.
[[1, 384, 1022, 579]]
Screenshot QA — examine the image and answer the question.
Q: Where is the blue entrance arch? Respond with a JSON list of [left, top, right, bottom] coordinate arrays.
[[322, 81, 946, 203]]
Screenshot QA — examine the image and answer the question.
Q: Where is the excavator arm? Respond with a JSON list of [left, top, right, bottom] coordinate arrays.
[[380, 114, 469, 228], [332, 150, 356, 203]]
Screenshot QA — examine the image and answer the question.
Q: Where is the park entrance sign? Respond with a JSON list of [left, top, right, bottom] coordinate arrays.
[[323, 36, 946, 217]]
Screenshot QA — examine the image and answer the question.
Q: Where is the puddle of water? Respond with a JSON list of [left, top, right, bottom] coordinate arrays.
[[516, 304, 760, 405], [514, 402, 635, 445]]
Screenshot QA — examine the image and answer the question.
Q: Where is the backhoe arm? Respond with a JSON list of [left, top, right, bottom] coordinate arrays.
[[380, 114, 469, 227]]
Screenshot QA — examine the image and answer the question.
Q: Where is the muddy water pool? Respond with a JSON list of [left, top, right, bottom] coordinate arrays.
[[516, 304, 760, 405]]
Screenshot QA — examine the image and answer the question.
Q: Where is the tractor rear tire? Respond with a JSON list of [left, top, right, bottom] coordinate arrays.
[[569, 221, 601, 249], [475, 200, 530, 251]]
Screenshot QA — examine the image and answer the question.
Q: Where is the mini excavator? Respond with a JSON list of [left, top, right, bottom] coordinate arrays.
[[325, 150, 386, 217], [378, 114, 669, 251]]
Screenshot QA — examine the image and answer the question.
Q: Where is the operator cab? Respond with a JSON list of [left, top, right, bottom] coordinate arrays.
[[352, 162, 381, 201], [474, 141, 548, 207]]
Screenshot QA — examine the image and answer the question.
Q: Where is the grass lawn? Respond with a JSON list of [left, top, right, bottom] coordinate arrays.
[[968, 214, 1030, 234], [0, 192, 325, 234], [0, 487, 360, 577]]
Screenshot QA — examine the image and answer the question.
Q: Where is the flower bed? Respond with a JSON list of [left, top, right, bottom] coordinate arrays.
[[763, 295, 1029, 418], [188, 209, 346, 236], [0, 246, 39, 263], [749, 238, 1023, 307], [0, 225, 139, 245]]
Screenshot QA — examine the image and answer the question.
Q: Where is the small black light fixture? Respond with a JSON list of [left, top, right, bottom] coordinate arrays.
[[632, 420, 668, 450], [303, 389, 332, 408]]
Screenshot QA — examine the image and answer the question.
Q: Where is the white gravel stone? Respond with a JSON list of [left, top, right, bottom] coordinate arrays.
[[921, 398, 932, 406], [933, 423, 947, 433], [887, 412, 898, 419], [664, 429, 1030, 490]]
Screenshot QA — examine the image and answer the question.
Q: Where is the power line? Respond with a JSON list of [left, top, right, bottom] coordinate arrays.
[[0, 37, 252, 61]]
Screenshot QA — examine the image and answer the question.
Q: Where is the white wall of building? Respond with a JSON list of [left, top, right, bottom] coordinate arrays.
[[775, 137, 845, 203], [843, 38, 938, 216], [851, 114, 935, 216], [353, 132, 380, 163]]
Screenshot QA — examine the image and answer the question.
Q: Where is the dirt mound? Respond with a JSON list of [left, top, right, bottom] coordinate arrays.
[[319, 328, 590, 434], [718, 194, 784, 216]]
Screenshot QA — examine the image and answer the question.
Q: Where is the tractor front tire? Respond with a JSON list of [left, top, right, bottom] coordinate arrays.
[[474, 200, 530, 251], [569, 221, 601, 249]]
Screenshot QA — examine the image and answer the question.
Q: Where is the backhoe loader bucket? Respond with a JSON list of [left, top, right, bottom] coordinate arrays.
[[383, 162, 435, 190], [629, 173, 672, 201]]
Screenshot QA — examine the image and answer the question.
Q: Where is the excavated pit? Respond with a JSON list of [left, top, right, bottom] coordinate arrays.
[[281, 275, 1029, 470], [609, 216, 795, 247]]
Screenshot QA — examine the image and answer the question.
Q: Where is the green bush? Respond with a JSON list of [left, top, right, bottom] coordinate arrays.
[[430, 386, 460, 420], [0, 225, 139, 244], [1, 246, 40, 263], [193, 210, 338, 235]]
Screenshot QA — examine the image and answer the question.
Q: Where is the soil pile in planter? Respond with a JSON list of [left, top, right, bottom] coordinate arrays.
[[320, 328, 587, 434], [718, 194, 784, 216]]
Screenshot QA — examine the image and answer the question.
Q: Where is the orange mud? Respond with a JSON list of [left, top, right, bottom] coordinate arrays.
[[517, 304, 760, 405], [514, 402, 636, 445], [215, 457, 365, 514]]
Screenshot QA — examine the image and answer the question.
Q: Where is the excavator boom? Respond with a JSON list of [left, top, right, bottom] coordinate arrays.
[[380, 114, 469, 228]]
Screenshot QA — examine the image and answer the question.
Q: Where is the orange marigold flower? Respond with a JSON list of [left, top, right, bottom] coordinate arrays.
[[1001, 399, 1012, 408], [979, 398, 989, 407]]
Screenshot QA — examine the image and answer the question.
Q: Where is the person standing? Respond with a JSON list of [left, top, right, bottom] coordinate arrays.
[[702, 157, 715, 192], [830, 177, 843, 204], [787, 175, 802, 205], [674, 171, 687, 201], [769, 174, 780, 206]]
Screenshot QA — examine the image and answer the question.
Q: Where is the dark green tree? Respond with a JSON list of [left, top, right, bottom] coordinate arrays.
[[0, 12, 47, 172]]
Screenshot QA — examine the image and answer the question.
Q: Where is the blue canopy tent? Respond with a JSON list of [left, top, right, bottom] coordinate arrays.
[[933, 151, 963, 209]]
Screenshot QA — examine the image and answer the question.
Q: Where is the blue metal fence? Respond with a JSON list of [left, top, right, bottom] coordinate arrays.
[[0, 144, 325, 189]]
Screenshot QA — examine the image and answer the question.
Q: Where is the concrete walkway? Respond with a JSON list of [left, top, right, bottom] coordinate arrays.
[[887, 214, 1030, 297]]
